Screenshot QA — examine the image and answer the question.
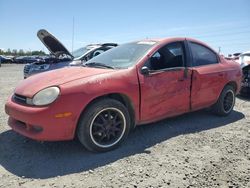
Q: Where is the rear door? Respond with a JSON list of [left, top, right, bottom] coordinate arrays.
[[188, 41, 225, 110], [138, 41, 192, 123]]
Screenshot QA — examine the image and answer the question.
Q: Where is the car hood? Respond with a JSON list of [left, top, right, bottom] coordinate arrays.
[[37, 29, 74, 59], [15, 67, 114, 97]]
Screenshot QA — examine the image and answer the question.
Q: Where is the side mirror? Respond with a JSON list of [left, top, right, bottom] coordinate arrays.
[[141, 66, 150, 75]]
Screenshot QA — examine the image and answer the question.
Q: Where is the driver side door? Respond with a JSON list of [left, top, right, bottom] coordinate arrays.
[[138, 42, 192, 123]]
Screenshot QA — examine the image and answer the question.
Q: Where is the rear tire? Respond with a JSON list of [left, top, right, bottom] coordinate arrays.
[[77, 98, 131, 152], [211, 85, 235, 116]]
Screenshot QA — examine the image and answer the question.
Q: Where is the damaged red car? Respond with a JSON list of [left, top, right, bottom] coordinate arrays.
[[5, 38, 242, 152]]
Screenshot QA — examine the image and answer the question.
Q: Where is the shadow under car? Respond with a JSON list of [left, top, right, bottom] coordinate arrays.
[[0, 109, 245, 179]]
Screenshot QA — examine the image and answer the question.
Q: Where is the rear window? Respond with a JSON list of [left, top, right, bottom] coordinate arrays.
[[190, 42, 218, 66]]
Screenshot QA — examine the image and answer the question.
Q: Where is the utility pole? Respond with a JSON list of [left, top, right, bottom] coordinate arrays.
[[72, 17, 75, 53], [218, 46, 221, 54]]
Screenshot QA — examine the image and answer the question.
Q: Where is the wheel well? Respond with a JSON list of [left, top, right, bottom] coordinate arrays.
[[213, 81, 238, 107], [76, 93, 136, 136], [226, 81, 237, 92], [106, 93, 136, 128]]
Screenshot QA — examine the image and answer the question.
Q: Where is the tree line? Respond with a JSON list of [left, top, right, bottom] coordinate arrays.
[[0, 49, 47, 56]]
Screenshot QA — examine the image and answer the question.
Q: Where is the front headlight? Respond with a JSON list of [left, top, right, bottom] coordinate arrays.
[[26, 87, 60, 106], [33, 64, 50, 71]]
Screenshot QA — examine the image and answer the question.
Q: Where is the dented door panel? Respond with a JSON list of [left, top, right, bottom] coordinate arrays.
[[191, 64, 227, 110], [139, 68, 192, 123]]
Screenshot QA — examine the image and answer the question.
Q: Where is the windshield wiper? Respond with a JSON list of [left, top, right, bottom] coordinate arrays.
[[85, 62, 114, 69]]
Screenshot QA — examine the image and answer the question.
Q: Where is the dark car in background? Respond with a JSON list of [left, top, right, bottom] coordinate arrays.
[[0, 55, 14, 64], [23, 29, 117, 78], [14, 56, 40, 64]]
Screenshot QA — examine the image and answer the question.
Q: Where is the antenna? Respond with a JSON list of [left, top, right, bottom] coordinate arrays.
[[72, 17, 75, 53]]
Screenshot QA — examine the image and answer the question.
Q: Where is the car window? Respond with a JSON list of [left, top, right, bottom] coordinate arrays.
[[92, 49, 105, 57], [147, 42, 185, 70], [72, 47, 90, 59], [190, 42, 218, 66]]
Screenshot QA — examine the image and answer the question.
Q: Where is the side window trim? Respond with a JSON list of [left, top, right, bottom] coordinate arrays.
[[184, 40, 192, 67], [141, 66, 186, 76], [187, 41, 220, 67], [150, 66, 185, 73]]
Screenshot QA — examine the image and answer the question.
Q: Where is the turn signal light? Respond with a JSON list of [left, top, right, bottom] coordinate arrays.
[[55, 112, 72, 118]]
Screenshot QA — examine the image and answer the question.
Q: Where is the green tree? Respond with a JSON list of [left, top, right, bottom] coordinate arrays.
[[7, 48, 11, 55], [18, 49, 25, 56], [31, 50, 46, 55], [0, 48, 47, 56], [12, 49, 18, 55]]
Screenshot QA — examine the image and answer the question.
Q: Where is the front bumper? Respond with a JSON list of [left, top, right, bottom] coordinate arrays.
[[5, 94, 84, 141]]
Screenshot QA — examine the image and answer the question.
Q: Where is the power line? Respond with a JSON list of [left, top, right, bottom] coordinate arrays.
[[194, 30, 250, 38]]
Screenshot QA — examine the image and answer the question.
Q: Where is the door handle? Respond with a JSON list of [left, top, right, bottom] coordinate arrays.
[[178, 78, 185, 81], [218, 73, 224, 77]]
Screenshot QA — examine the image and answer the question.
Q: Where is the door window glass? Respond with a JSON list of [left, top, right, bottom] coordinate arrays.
[[148, 42, 185, 70], [190, 42, 218, 66]]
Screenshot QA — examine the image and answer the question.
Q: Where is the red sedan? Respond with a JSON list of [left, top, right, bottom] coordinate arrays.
[[5, 38, 242, 152]]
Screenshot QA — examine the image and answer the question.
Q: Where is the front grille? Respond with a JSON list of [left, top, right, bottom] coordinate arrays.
[[13, 94, 27, 105], [24, 64, 31, 74], [16, 119, 27, 129], [10, 118, 43, 133]]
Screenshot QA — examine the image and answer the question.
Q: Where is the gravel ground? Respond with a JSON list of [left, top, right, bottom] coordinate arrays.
[[0, 64, 250, 188]]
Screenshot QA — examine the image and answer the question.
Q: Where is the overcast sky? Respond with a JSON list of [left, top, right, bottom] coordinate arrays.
[[0, 0, 250, 55]]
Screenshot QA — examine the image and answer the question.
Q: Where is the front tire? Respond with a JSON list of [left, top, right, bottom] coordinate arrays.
[[77, 99, 131, 152], [211, 85, 235, 116]]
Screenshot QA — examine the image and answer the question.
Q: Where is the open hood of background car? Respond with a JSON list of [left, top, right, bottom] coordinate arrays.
[[37, 29, 74, 59]]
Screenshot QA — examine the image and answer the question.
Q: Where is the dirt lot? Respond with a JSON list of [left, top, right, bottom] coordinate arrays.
[[0, 64, 249, 188]]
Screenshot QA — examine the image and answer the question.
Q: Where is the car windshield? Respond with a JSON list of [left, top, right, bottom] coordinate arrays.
[[85, 41, 157, 69], [72, 47, 91, 59]]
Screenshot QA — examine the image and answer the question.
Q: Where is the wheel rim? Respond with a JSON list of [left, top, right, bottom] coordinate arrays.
[[223, 90, 234, 113], [90, 107, 126, 148]]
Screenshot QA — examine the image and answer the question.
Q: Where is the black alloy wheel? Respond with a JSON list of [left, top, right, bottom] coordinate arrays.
[[90, 108, 126, 148], [223, 90, 234, 113], [77, 99, 131, 152]]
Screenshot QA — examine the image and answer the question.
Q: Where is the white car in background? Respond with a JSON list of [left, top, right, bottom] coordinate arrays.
[[237, 51, 250, 95], [238, 51, 250, 68]]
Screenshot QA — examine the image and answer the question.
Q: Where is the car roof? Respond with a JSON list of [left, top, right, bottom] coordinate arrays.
[[135, 37, 217, 53], [136, 37, 205, 44], [133, 37, 184, 43], [241, 51, 250, 55]]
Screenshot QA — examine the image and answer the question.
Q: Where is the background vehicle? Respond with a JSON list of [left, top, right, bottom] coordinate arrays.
[[5, 38, 242, 152], [14, 56, 39, 64], [23, 29, 117, 78], [226, 53, 242, 60], [237, 51, 250, 95], [0, 55, 14, 64]]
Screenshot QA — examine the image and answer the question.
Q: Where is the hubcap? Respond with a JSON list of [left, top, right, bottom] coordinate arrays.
[[90, 108, 126, 148], [223, 90, 234, 113]]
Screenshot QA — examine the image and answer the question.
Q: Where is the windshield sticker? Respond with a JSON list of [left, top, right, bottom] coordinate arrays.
[[137, 41, 156, 45]]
